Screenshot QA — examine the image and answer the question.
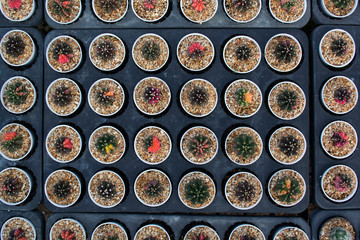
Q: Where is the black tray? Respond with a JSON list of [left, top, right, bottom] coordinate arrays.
[[43, 29, 309, 213], [310, 209, 360, 240], [0, 27, 43, 211], [45, 0, 311, 29], [46, 213, 311, 240], [0, 210, 44, 240], [311, 25, 360, 209], [0, 0, 43, 27]]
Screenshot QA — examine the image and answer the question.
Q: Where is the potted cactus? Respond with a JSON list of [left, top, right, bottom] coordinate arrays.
[[268, 81, 306, 120], [0, 0, 35, 21], [1, 76, 36, 114], [224, 0, 261, 23], [223, 36, 261, 74], [0, 123, 33, 161], [269, 0, 306, 23], [321, 165, 358, 203], [46, 35, 82, 73], [1, 217, 36, 240], [132, 33, 169, 72], [319, 29, 355, 68], [88, 170, 125, 208], [0, 30, 35, 67], [229, 224, 265, 240], [134, 224, 170, 240], [89, 126, 125, 164], [177, 33, 215, 71], [134, 126, 171, 164], [273, 226, 309, 240], [89, 33, 126, 71], [46, 0, 82, 24], [49, 218, 86, 240], [133, 77, 171, 115], [180, 79, 218, 117], [180, 0, 218, 23], [184, 225, 220, 240], [92, 0, 128, 22], [46, 78, 81, 117], [321, 120, 357, 159], [91, 222, 128, 240], [224, 79, 262, 118], [264, 33, 302, 72], [45, 169, 81, 208], [180, 126, 218, 165], [225, 126, 263, 165], [0, 167, 32, 206], [322, 76, 358, 115], [131, 0, 168, 22], [134, 169, 172, 207], [225, 172, 263, 210], [46, 125, 82, 163], [268, 169, 306, 207], [178, 171, 216, 209], [320, 0, 357, 18], [319, 217, 355, 240]]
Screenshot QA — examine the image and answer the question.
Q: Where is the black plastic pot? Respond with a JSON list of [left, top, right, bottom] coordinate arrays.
[[0, 0, 43, 27]]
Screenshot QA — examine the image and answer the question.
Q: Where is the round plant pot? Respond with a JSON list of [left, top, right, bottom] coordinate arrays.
[[134, 224, 170, 240], [1, 217, 36, 240], [180, 0, 218, 24], [46, 0, 82, 24], [223, 0, 261, 23], [92, 0, 128, 22], [269, 0, 307, 24], [320, 0, 358, 18], [49, 218, 86, 240], [273, 226, 309, 240], [229, 224, 265, 240], [131, 0, 169, 22], [184, 225, 220, 240], [319, 217, 355, 240], [91, 222, 128, 240], [0, 0, 35, 22]]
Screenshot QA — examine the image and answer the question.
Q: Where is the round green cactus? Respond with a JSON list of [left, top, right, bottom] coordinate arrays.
[[330, 227, 351, 240]]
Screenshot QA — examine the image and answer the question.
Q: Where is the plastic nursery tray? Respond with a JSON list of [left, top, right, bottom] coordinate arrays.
[[46, 213, 311, 240], [0, 210, 44, 240], [43, 29, 309, 213], [310, 209, 360, 240], [311, 25, 360, 209], [0, 0, 43, 27], [45, 0, 311, 29], [0, 28, 43, 211]]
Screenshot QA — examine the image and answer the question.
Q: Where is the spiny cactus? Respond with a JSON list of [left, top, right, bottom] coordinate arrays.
[[332, 0, 351, 9], [143, 135, 161, 153], [331, 39, 348, 57], [232, 0, 252, 10], [52, 0, 73, 17], [7, 0, 22, 10], [280, 0, 296, 12], [95, 133, 118, 156], [8, 228, 25, 240], [233, 134, 257, 159], [188, 134, 211, 157], [334, 87, 351, 105], [53, 180, 71, 199], [193, 233, 209, 240], [188, 42, 204, 59], [96, 88, 115, 106], [334, 174, 352, 192], [143, 0, 155, 9], [4, 36, 25, 57], [141, 41, 160, 61], [99, 0, 122, 12], [55, 136, 73, 154], [143, 87, 162, 104], [2, 131, 23, 152], [275, 177, 301, 204], [58, 230, 76, 240], [97, 181, 116, 199], [279, 135, 300, 157], [96, 41, 116, 61], [330, 227, 351, 240], [52, 42, 73, 64], [277, 90, 298, 112], [144, 179, 163, 197], [2, 177, 21, 196], [52, 86, 72, 107], [192, 0, 205, 11], [184, 178, 210, 205], [235, 88, 253, 107], [274, 40, 296, 63], [331, 132, 348, 148], [189, 87, 208, 106], [5, 81, 29, 106], [235, 180, 255, 202], [235, 44, 252, 61]]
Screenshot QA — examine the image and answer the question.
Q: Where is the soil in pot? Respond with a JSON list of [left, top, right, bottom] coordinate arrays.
[[225, 79, 262, 117], [178, 171, 215, 209], [319, 217, 355, 240], [0, 0, 34, 21], [46, 0, 81, 24], [225, 127, 262, 165], [265, 34, 302, 72], [93, 0, 127, 22], [224, 0, 261, 22], [132, 34, 169, 72], [177, 34, 214, 71], [134, 169, 171, 207], [89, 34, 125, 71], [0, 168, 31, 205], [88, 170, 125, 208], [223, 36, 261, 73], [46, 78, 81, 116], [88, 78, 124, 116], [180, 0, 217, 23], [321, 121, 357, 159], [50, 219, 85, 240], [268, 81, 306, 120], [322, 0, 356, 17], [320, 30, 355, 68], [184, 225, 219, 240], [134, 126, 171, 164], [47, 36, 82, 73], [133, 77, 171, 115], [1, 77, 36, 114], [132, 0, 168, 22], [321, 165, 357, 202], [269, 126, 306, 164], [229, 224, 265, 240], [180, 79, 217, 117], [45, 170, 81, 207], [322, 76, 358, 114], [225, 172, 262, 209], [180, 126, 217, 164], [269, 0, 305, 23], [0, 123, 32, 161], [92, 222, 128, 240], [1, 30, 34, 67], [273, 227, 308, 240], [134, 224, 170, 240], [89, 126, 125, 164], [1, 217, 35, 240], [46, 125, 82, 163]]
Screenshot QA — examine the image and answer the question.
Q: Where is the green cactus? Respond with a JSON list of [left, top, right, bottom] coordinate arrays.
[[53, 180, 71, 200], [184, 178, 210, 205], [235, 88, 253, 106], [281, 0, 296, 12], [274, 40, 296, 63], [97, 181, 117, 199], [96, 41, 116, 61], [275, 177, 301, 204], [233, 134, 257, 159], [5, 81, 29, 106], [189, 87, 209, 106], [1, 132, 23, 152], [144, 179, 163, 197], [232, 0, 253, 11], [330, 227, 351, 240], [277, 90, 298, 112], [332, 0, 351, 9], [235, 44, 252, 60], [52, 0, 73, 17], [99, 0, 122, 13], [95, 133, 118, 156], [96, 88, 115, 106], [188, 134, 211, 157], [141, 41, 160, 61], [279, 135, 300, 157], [235, 180, 255, 202]]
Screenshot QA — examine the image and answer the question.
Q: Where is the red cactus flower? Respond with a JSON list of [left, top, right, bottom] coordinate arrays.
[[331, 132, 348, 148], [334, 175, 347, 192], [143, 0, 155, 9], [62, 138, 72, 150], [105, 90, 115, 97], [61, 230, 76, 240], [7, 0, 22, 9], [148, 136, 161, 153], [188, 42, 204, 58], [4, 131, 17, 141], [192, 0, 205, 11], [62, 0, 71, 7], [58, 54, 70, 64]]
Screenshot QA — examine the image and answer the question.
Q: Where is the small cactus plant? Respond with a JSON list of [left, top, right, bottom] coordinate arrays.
[[97, 181, 117, 199], [280, 0, 296, 12], [52, 86, 72, 107], [8, 228, 26, 240], [188, 134, 211, 157], [330, 227, 351, 240], [274, 40, 296, 63], [2, 131, 23, 152], [332, 0, 351, 9], [235, 44, 252, 61], [96, 41, 116, 61], [239, 235, 256, 240], [55, 136, 73, 154], [235, 180, 255, 202], [52, 0, 73, 17], [275, 177, 301, 204], [95, 133, 118, 156], [189, 87, 209, 106], [188, 42, 204, 59], [233, 134, 257, 159], [5, 81, 29, 106], [52, 42, 74, 64], [53, 180, 71, 200], [331, 39, 348, 57], [277, 90, 298, 112], [232, 0, 253, 10], [2, 177, 21, 196], [7, 0, 22, 9], [144, 179, 163, 197], [235, 88, 253, 106], [101, 235, 119, 240], [96, 88, 115, 106], [4, 36, 25, 57], [279, 135, 300, 157], [184, 178, 210, 205], [58, 230, 76, 240], [334, 87, 351, 105], [192, 0, 205, 11], [99, 0, 122, 12], [143, 87, 162, 104], [143, 0, 155, 9], [193, 233, 209, 240], [333, 174, 352, 192], [141, 41, 160, 61], [331, 132, 348, 148], [143, 135, 161, 153]]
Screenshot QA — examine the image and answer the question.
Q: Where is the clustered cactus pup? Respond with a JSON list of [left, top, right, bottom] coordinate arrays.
[[49, 218, 86, 240], [92, 0, 128, 22], [229, 224, 265, 240], [223, 0, 261, 23], [184, 225, 220, 240], [91, 222, 128, 240], [134, 224, 170, 240], [1, 217, 36, 240], [180, 0, 218, 23], [46, 0, 82, 24]]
